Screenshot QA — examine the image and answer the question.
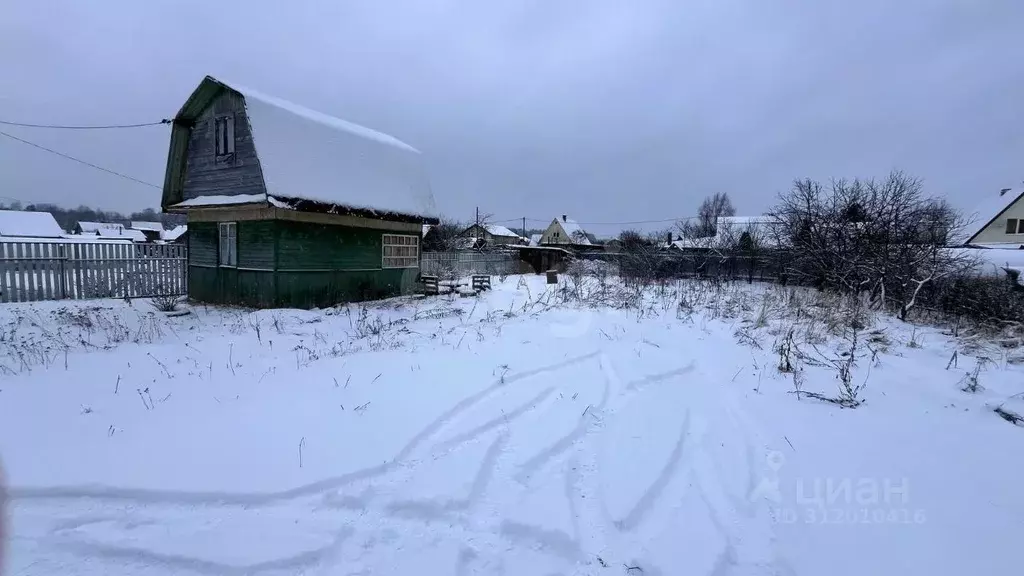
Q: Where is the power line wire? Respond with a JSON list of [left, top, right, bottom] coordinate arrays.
[[0, 129, 162, 190], [0, 118, 170, 130], [492, 216, 698, 226]]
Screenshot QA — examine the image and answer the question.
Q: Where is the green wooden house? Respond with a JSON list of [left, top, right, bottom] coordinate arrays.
[[161, 76, 438, 308]]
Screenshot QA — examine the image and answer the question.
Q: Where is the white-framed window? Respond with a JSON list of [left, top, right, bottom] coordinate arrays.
[[382, 233, 419, 268], [214, 115, 235, 157], [219, 222, 237, 267], [1006, 218, 1023, 235]]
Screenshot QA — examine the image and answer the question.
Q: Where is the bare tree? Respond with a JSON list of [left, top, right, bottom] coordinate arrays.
[[422, 217, 467, 252], [689, 192, 736, 238], [766, 170, 977, 319]]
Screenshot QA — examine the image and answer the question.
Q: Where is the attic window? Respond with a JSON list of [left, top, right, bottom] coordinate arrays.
[[215, 115, 235, 157], [1008, 218, 1023, 235]]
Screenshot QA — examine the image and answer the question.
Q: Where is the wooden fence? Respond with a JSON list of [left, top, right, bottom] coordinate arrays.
[[0, 242, 188, 303], [421, 251, 524, 277]]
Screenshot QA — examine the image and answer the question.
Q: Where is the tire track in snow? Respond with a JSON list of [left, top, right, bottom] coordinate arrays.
[[612, 409, 692, 532], [49, 527, 352, 576], [386, 432, 508, 520], [432, 386, 555, 453], [10, 351, 603, 509], [694, 394, 787, 576], [512, 353, 614, 483]]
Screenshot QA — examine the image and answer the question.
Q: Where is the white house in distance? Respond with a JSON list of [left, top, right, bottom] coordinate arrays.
[[540, 215, 592, 246], [965, 187, 1024, 248], [459, 223, 526, 246]]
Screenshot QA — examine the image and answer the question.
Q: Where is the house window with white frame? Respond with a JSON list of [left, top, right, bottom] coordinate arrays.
[[219, 222, 237, 267], [1006, 218, 1023, 235], [382, 234, 418, 268]]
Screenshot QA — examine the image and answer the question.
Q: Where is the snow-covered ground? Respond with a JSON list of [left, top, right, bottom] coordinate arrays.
[[1, 274, 1022, 575]]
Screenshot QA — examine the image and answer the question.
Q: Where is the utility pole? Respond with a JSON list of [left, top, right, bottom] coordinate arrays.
[[475, 206, 479, 228], [522, 217, 527, 238]]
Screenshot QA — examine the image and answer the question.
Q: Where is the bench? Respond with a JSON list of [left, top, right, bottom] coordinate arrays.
[[421, 275, 440, 295], [471, 274, 492, 291]]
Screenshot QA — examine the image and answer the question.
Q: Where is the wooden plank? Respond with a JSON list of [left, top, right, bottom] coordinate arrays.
[[73, 243, 84, 299], [44, 243, 56, 300], [139, 245, 148, 297], [99, 243, 111, 298], [0, 243, 11, 303], [156, 245, 165, 295], [25, 243, 38, 301], [56, 243, 66, 299], [125, 244, 134, 298], [15, 243, 28, 302], [38, 243, 50, 300]]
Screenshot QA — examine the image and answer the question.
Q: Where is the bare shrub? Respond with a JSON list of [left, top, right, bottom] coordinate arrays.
[[150, 294, 180, 312], [959, 358, 990, 393]]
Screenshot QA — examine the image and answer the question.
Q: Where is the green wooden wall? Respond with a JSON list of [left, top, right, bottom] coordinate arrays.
[[187, 219, 418, 309]]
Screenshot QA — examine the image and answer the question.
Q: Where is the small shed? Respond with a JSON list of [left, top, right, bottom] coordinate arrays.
[[161, 75, 438, 308], [130, 221, 164, 242]]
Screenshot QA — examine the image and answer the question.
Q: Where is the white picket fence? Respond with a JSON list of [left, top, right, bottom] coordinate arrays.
[[0, 241, 187, 303], [421, 251, 522, 277]]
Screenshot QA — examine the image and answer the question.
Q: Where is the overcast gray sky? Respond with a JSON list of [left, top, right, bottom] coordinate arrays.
[[2, 0, 1021, 235]]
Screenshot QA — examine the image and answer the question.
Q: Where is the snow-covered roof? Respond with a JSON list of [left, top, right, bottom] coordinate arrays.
[[422, 224, 432, 237], [130, 221, 164, 232], [162, 225, 187, 241], [170, 194, 267, 208], [529, 233, 542, 246], [484, 224, 519, 238], [0, 210, 64, 238], [554, 216, 592, 245], [0, 234, 132, 244], [200, 77, 436, 220], [95, 227, 147, 242], [964, 187, 1024, 243], [76, 221, 123, 233]]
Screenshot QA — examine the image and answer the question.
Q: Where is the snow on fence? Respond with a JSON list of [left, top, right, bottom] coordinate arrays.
[[0, 242, 187, 303], [421, 251, 521, 277]]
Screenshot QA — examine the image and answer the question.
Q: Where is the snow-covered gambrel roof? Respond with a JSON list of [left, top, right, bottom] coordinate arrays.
[[0, 210, 64, 238], [162, 76, 438, 224], [964, 187, 1024, 244]]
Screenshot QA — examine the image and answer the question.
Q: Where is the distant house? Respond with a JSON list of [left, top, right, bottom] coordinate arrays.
[[540, 215, 592, 246], [72, 221, 147, 242], [459, 223, 525, 246], [130, 221, 164, 242], [964, 187, 1024, 248], [161, 75, 438, 308], [0, 210, 64, 240], [73, 221, 124, 235]]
